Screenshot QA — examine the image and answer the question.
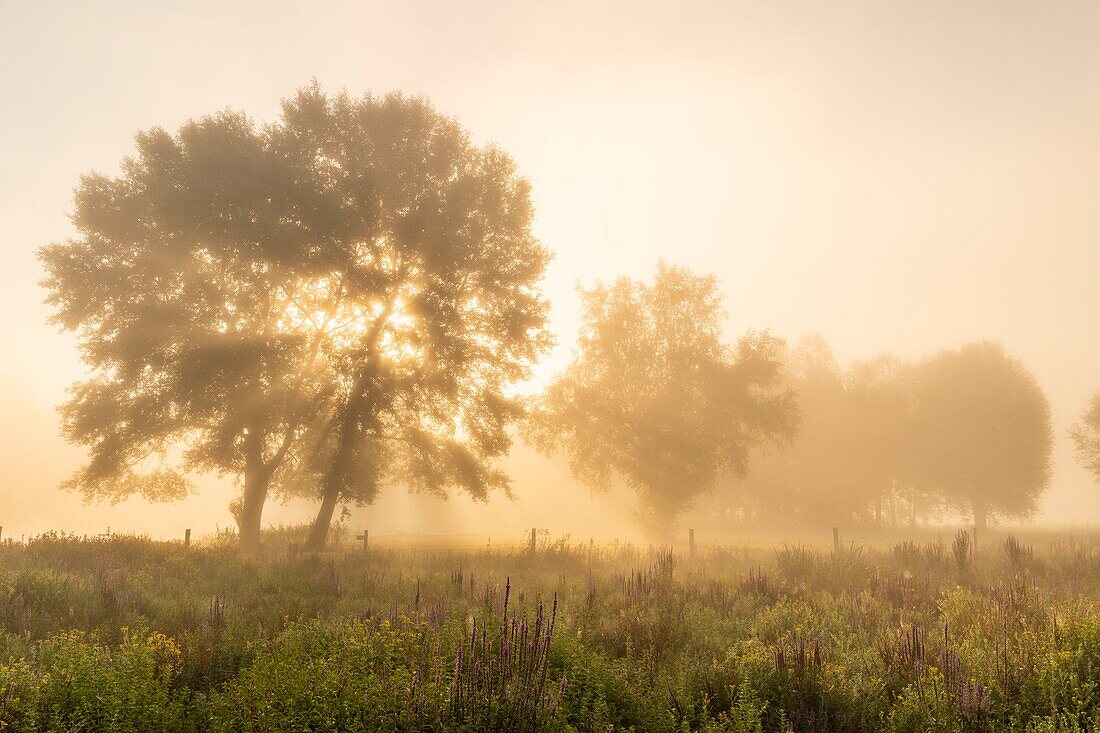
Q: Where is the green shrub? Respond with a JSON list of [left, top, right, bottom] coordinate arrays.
[[0, 626, 186, 732]]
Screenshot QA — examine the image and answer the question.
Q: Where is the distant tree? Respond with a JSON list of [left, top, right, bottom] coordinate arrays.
[[727, 337, 919, 528], [526, 263, 797, 539], [1069, 393, 1100, 482], [279, 88, 553, 550], [40, 110, 333, 551], [911, 341, 1052, 531], [788, 333, 839, 383], [741, 336, 851, 525], [843, 354, 918, 525]]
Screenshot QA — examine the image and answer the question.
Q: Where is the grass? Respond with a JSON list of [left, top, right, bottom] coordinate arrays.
[[0, 528, 1097, 731]]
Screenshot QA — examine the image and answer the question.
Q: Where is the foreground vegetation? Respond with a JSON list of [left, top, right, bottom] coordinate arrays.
[[0, 529, 1097, 732]]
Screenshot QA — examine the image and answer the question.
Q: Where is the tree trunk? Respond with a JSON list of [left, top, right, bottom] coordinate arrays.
[[304, 435, 354, 551], [237, 428, 275, 553], [304, 361, 380, 552], [237, 466, 272, 553], [305, 489, 339, 551]]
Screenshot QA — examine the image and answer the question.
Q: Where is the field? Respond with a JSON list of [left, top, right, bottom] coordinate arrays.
[[0, 529, 1098, 732]]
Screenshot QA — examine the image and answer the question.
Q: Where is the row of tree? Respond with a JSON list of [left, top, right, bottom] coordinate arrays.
[[41, 85, 1098, 547], [529, 268, 1058, 537], [707, 336, 1057, 532]]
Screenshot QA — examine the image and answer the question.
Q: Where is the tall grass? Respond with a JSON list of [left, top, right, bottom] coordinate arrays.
[[0, 529, 1096, 731]]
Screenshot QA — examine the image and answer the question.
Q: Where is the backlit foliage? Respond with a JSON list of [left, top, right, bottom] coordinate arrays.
[[1069, 393, 1100, 483], [39, 84, 551, 549], [527, 263, 797, 537]]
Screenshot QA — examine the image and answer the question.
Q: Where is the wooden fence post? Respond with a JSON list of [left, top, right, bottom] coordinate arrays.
[[689, 528, 696, 560], [356, 529, 369, 555], [529, 528, 537, 555], [833, 527, 840, 554], [183, 528, 191, 549]]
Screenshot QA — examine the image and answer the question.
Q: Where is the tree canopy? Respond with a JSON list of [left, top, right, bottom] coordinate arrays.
[[526, 263, 797, 538], [724, 337, 919, 527], [692, 337, 1061, 532], [269, 88, 552, 549], [1069, 392, 1100, 483], [39, 110, 336, 550], [40, 85, 551, 551], [910, 341, 1053, 530]]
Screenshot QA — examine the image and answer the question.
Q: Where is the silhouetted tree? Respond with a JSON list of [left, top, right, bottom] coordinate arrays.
[[1069, 392, 1100, 482], [911, 341, 1052, 531], [843, 354, 918, 525], [40, 110, 334, 551], [727, 337, 920, 528], [41, 85, 551, 553], [526, 263, 796, 539], [738, 336, 851, 525], [281, 88, 553, 550]]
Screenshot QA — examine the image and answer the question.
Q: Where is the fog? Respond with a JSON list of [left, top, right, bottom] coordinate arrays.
[[0, 389, 644, 541], [2, 0, 1099, 540]]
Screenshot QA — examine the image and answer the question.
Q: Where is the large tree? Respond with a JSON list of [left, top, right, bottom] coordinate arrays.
[[525, 263, 797, 539], [41, 85, 551, 552], [274, 89, 552, 550], [1069, 393, 1100, 482], [40, 111, 335, 551], [911, 341, 1052, 531]]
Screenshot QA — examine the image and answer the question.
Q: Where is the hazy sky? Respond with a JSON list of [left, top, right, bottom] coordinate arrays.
[[1, 0, 1098, 536]]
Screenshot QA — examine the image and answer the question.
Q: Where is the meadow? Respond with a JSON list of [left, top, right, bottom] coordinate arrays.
[[0, 528, 1097, 732]]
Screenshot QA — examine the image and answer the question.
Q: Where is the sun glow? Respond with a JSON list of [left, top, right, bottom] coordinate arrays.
[[274, 272, 425, 368]]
